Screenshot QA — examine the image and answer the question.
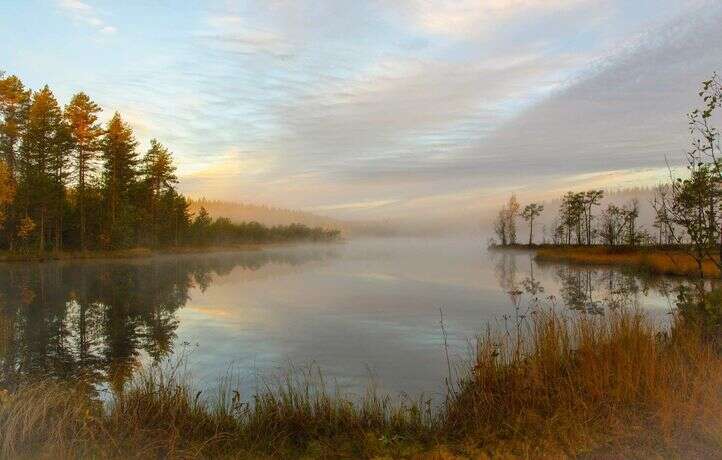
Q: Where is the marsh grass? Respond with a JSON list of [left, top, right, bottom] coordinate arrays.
[[1, 308, 721, 458], [0, 313, 9, 361], [444, 308, 722, 457], [535, 245, 721, 277]]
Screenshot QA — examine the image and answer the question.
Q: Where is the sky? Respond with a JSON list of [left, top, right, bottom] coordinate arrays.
[[3, 0, 722, 223]]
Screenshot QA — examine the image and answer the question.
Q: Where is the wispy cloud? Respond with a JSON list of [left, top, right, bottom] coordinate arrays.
[[308, 199, 399, 212], [271, 50, 582, 168], [56, 0, 116, 34], [200, 14, 293, 58], [167, 1, 722, 219], [16, 0, 721, 224], [384, 0, 592, 39]]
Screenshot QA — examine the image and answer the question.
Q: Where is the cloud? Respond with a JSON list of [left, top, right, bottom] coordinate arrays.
[[461, 1, 722, 181], [384, 0, 591, 39], [200, 14, 293, 58], [308, 199, 399, 212], [225, 0, 722, 223], [189, 147, 276, 178], [271, 50, 582, 167], [344, 0, 722, 223], [56, 0, 116, 34], [172, 1, 715, 220], [36, 0, 722, 224]]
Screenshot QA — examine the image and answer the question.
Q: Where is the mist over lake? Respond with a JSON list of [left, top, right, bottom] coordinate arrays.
[[1, 237, 684, 400]]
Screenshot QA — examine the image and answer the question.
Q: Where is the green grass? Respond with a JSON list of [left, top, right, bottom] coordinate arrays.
[[1, 307, 721, 459]]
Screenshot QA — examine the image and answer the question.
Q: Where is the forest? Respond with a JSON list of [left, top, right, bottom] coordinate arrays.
[[0, 72, 339, 253]]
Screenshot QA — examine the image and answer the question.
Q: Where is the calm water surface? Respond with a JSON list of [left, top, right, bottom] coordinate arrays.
[[0, 238, 684, 400]]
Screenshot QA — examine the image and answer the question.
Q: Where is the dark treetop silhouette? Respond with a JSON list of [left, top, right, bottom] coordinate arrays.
[[0, 72, 339, 254]]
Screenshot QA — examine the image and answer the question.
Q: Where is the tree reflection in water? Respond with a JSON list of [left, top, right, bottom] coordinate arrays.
[[491, 248, 715, 317], [0, 249, 334, 395]]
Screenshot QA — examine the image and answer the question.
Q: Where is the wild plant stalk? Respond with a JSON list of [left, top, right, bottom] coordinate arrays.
[[0, 306, 720, 458], [439, 308, 455, 397]]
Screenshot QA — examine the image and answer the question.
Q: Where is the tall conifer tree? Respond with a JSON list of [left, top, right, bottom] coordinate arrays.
[[100, 112, 138, 247], [18, 86, 68, 251], [65, 92, 103, 250], [141, 139, 177, 244], [0, 73, 30, 177]]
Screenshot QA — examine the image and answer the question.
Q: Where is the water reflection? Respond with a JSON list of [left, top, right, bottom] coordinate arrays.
[[0, 248, 336, 394], [1, 239, 716, 400], [491, 248, 712, 316]]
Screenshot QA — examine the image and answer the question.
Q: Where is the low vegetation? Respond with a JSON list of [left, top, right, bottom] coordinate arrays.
[[1, 299, 721, 458], [535, 245, 721, 278]]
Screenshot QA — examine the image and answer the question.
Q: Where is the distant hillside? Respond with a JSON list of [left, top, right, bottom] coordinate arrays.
[[187, 199, 422, 237], [187, 199, 346, 229]]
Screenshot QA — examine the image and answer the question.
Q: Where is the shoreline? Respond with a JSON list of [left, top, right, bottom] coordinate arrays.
[[491, 244, 720, 278], [2, 307, 720, 458], [0, 240, 343, 263]]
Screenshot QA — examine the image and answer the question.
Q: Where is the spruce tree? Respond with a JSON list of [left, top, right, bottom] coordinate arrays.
[[65, 92, 103, 250], [141, 139, 178, 245], [18, 86, 68, 251], [100, 112, 138, 247]]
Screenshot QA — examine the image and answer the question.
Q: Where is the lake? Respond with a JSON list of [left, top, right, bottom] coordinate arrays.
[[0, 238, 686, 401]]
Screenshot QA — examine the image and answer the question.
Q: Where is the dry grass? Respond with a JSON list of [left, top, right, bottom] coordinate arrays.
[[0, 364, 437, 459], [0, 313, 10, 365], [535, 246, 721, 277], [444, 308, 722, 458], [1, 308, 721, 458]]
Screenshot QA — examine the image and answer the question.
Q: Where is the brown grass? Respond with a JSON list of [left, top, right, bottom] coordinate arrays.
[[535, 246, 721, 277], [0, 314, 10, 363], [445, 308, 722, 458], [1, 308, 721, 458]]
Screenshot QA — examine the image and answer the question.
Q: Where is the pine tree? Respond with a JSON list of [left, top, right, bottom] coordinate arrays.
[[100, 112, 138, 247], [521, 203, 544, 245], [141, 139, 178, 245], [0, 74, 30, 249], [0, 73, 30, 177], [65, 92, 103, 250], [18, 86, 69, 251], [143, 139, 177, 195]]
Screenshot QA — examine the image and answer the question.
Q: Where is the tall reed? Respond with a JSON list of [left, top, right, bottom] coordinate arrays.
[[1, 307, 720, 458]]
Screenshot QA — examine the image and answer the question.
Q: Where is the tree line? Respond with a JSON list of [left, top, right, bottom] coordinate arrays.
[[492, 73, 722, 273], [0, 72, 339, 252], [494, 190, 651, 247]]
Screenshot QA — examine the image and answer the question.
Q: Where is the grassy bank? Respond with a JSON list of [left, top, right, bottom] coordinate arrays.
[[1, 307, 721, 458], [533, 245, 721, 277]]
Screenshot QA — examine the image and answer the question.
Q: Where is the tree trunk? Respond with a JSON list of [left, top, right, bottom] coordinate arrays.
[[528, 218, 533, 246], [55, 190, 63, 252], [79, 158, 86, 251], [39, 208, 45, 252], [718, 227, 722, 275]]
